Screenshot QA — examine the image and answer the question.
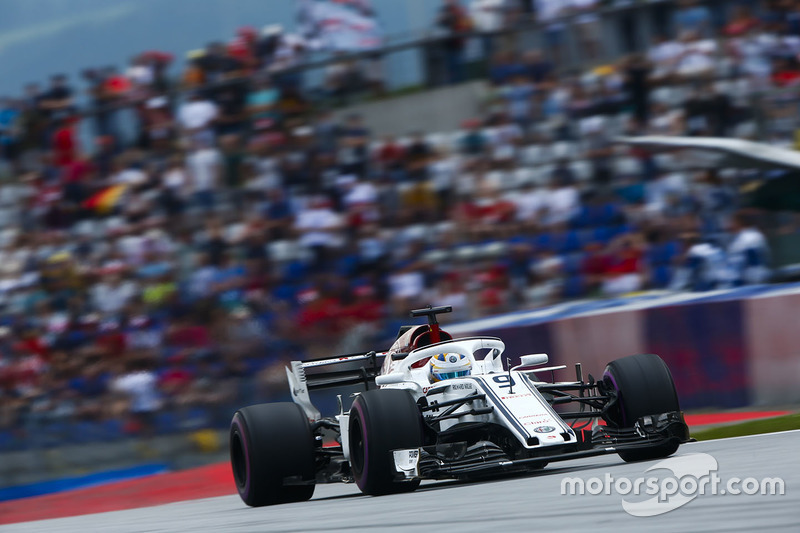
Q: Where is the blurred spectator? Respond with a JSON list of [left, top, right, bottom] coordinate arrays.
[[51, 115, 80, 168], [246, 138, 283, 196], [683, 82, 730, 136], [178, 92, 218, 142], [246, 75, 280, 129], [602, 234, 644, 296], [405, 132, 433, 182], [17, 83, 47, 153], [220, 134, 247, 209], [186, 135, 221, 213], [376, 135, 407, 182], [215, 86, 248, 137], [527, 248, 563, 305], [771, 57, 800, 87], [337, 114, 370, 178], [501, 75, 535, 130], [675, 30, 716, 80], [622, 54, 652, 127], [671, 232, 731, 291], [111, 357, 162, 435], [581, 242, 610, 295], [198, 42, 244, 83], [388, 253, 427, 315], [38, 74, 74, 123], [0, 98, 20, 168], [429, 149, 459, 212], [648, 33, 685, 81], [723, 4, 761, 37], [92, 268, 138, 315], [673, 0, 713, 37], [470, 0, 508, 58], [535, 0, 570, 63], [727, 25, 774, 81], [326, 54, 365, 105], [727, 211, 771, 285], [159, 154, 188, 218], [141, 96, 176, 151], [438, 0, 473, 84], [295, 196, 344, 271], [523, 50, 554, 88], [470, 0, 507, 34], [488, 51, 524, 86], [571, 0, 604, 61], [460, 119, 489, 155], [545, 166, 580, 225]]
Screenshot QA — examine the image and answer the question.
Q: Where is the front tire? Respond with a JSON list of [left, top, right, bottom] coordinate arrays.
[[348, 389, 424, 495], [230, 403, 316, 507], [603, 353, 682, 462]]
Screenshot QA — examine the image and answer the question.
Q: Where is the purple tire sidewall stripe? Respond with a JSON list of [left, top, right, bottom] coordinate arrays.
[[602, 370, 626, 427], [233, 415, 251, 499], [353, 401, 368, 483]]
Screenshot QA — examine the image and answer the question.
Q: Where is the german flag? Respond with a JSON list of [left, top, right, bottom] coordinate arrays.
[[83, 184, 128, 214]]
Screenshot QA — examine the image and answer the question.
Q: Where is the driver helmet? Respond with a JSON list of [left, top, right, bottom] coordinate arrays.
[[429, 352, 472, 382]]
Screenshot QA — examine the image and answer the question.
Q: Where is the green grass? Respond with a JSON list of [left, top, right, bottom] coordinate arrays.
[[691, 413, 800, 441]]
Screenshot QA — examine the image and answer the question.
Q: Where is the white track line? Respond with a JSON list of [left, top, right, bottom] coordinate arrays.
[[686, 427, 800, 443]]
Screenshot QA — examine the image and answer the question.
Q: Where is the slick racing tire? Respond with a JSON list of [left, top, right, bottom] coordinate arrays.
[[349, 389, 424, 495], [230, 403, 316, 507], [603, 353, 681, 463]]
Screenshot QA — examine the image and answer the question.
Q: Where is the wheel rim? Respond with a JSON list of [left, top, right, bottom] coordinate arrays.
[[350, 413, 365, 476], [231, 429, 247, 490], [603, 370, 626, 427]]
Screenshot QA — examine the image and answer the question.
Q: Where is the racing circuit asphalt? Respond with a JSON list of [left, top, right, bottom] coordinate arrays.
[[5, 430, 799, 532]]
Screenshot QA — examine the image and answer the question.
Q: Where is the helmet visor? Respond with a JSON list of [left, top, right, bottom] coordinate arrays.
[[432, 369, 471, 381]]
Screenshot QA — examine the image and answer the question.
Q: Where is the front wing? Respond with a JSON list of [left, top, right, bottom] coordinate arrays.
[[395, 411, 690, 480]]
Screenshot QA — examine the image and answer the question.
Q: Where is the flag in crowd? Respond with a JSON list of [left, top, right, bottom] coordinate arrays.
[[297, 0, 382, 51]]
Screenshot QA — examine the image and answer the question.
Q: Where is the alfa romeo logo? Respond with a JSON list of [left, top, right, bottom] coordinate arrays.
[[449, 355, 458, 363], [533, 426, 556, 433]]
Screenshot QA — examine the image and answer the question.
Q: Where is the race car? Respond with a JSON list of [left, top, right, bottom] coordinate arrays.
[[230, 305, 690, 506]]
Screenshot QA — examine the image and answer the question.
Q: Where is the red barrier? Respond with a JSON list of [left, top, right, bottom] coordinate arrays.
[[0, 462, 233, 525], [683, 411, 791, 427]]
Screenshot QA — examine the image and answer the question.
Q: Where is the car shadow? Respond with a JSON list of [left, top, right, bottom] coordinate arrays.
[[308, 458, 625, 502]]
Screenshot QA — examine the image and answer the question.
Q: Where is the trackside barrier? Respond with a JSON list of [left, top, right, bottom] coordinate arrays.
[[0, 463, 168, 502], [448, 283, 800, 409]]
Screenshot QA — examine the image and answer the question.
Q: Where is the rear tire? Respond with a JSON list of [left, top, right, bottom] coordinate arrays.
[[603, 353, 681, 462], [230, 403, 316, 506], [348, 389, 424, 495]]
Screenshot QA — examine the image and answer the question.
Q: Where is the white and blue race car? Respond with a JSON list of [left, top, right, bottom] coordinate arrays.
[[230, 305, 689, 506]]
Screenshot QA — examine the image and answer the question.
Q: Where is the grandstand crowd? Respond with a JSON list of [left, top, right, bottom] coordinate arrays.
[[0, 0, 790, 444]]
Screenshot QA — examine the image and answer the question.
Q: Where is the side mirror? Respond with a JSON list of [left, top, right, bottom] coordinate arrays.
[[519, 353, 548, 367], [375, 374, 406, 386]]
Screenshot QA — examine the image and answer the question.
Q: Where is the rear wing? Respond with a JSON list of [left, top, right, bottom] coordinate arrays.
[[286, 307, 454, 419], [296, 350, 387, 387], [286, 350, 387, 420]]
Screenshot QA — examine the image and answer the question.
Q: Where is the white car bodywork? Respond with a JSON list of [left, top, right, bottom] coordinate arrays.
[[288, 336, 578, 467]]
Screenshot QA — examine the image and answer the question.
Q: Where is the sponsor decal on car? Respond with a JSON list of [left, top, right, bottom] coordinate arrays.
[[518, 414, 550, 420], [533, 426, 556, 433], [500, 393, 533, 400], [518, 414, 553, 427], [422, 382, 475, 393]]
